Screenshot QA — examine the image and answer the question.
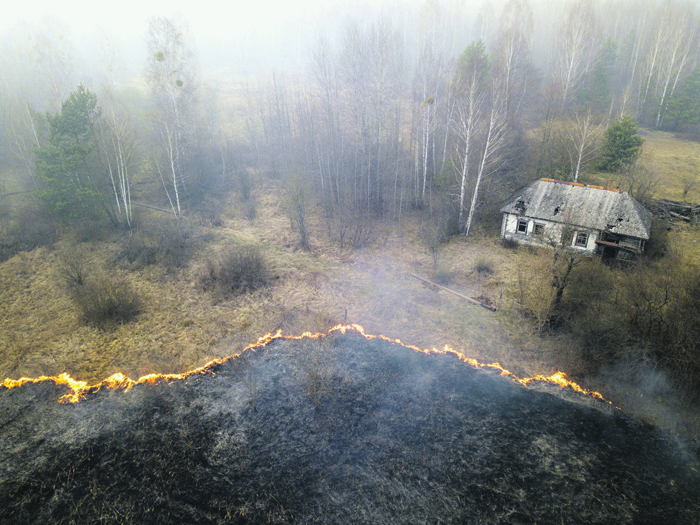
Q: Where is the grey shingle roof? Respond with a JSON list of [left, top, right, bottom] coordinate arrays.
[[500, 179, 653, 239]]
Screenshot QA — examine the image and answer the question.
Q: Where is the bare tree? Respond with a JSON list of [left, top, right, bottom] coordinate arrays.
[[464, 75, 509, 237], [454, 41, 488, 231], [554, 0, 599, 111], [653, 4, 698, 128], [565, 109, 604, 182], [310, 35, 343, 208], [145, 17, 197, 220], [99, 88, 135, 229], [493, 0, 534, 119]]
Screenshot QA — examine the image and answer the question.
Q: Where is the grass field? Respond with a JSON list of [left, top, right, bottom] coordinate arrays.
[[639, 129, 700, 201], [583, 128, 700, 202], [0, 178, 570, 388], [2, 128, 700, 436]]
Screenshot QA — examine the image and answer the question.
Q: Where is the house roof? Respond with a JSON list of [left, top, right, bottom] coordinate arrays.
[[500, 179, 653, 239]]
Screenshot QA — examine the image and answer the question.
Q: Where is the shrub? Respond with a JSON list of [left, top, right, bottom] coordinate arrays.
[[432, 269, 454, 286], [243, 197, 257, 221], [57, 249, 89, 288], [73, 217, 111, 243], [115, 223, 192, 270], [199, 246, 268, 298], [0, 206, 57, 263], [643, 217, 670, 260], [71, 276, 141, 327], [501, 237, 519, 250], [474, 257, 494, 275]]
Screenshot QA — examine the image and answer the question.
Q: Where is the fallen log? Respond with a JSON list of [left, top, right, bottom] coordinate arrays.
[[669, 210, 691, 221], [409, 273, 497, 312]]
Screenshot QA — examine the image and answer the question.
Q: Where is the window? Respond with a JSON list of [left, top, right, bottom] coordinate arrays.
[[517, 219, 528, 234], [533, 223, 544, 236], [575, 231, 589, 247]]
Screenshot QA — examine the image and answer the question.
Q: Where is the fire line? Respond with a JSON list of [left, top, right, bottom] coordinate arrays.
[[1, 324, 611, 405]]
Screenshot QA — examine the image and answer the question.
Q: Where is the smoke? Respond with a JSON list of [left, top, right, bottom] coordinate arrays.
[[594, 354, 698, 436]]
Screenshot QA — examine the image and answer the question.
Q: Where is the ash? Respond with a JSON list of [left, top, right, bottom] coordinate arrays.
[[1, 332, 699, 524]]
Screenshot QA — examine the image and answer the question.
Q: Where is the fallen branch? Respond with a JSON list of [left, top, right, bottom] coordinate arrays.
[[409, 273, 497, 312]]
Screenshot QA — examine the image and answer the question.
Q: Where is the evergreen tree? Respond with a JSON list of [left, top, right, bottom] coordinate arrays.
[[596, 115, 643, 173], [34, 85, 105, 222]]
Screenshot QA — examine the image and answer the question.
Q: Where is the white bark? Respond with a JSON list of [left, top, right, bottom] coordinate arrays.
[[565, 109, 603, 183], [465, 81, 508, 237]]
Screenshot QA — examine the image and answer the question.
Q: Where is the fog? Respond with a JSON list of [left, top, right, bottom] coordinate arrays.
[[1, 0, 445, 77]]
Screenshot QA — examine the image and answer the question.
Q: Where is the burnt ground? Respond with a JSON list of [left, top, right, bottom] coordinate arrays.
[[1, 332, 699, 525]]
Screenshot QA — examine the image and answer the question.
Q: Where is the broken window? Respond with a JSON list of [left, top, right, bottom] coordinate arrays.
[[533, 223, 545, 236], [517, 219, 528, 234], [575, 231, 589, 247]]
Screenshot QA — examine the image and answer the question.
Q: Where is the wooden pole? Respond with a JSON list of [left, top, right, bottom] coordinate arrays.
[[409, 273, 497, 312]]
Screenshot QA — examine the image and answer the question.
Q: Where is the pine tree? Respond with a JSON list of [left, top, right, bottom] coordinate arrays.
[[596, 115, 643, 173]]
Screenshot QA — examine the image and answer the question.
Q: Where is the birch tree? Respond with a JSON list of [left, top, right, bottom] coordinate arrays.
[[554, 0, 599, 111], [464, 76, 509, 237], [653, 4, 698, 128], [145, 17, 196, 220], [454, 41, 488, 231], [493, 0, 534, 119], [565, 109, 603, 182], [99, 87, 135, 229]]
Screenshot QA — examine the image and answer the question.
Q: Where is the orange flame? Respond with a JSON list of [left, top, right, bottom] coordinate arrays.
[[1, 325, 610, 405]]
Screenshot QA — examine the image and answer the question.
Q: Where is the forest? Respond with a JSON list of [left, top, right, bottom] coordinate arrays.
[[2, 0, 700, 436]]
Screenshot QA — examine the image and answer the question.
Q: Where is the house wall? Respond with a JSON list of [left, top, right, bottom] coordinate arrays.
[[501, 213, 599, 253]]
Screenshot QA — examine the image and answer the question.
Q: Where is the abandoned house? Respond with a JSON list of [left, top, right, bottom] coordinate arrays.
[[500, 178, 653, 260]]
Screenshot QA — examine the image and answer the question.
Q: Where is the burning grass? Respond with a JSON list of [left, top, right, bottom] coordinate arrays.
[[2, 176, 700, 437], [1, 331, 698, 524]]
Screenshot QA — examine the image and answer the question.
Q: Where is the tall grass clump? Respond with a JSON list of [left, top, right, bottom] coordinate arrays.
[[474, 256, 494, 276], [57, 249, 89, 288], [70, 276, 142, 327], [115, 222, 192, 270], [198, 245, 269, 298], [0, 206, 57, 263]]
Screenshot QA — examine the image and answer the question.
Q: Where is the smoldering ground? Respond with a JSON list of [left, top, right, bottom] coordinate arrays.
[[1, 331, 699, 524]]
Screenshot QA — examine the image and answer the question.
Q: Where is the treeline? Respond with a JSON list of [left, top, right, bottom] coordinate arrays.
[[1, 1, 699, 235], [1, 0, 700, 240], [242, 0, 700, 241], [0, 18, 222, 238]]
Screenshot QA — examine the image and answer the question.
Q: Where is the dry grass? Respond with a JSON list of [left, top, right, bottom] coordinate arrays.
[[0, 178, 560, 386], [638, 130, 700, 201], [583, 128, 700, 202]]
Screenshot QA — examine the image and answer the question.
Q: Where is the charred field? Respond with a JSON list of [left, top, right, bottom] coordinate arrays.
[[1, 329, 699, 525]]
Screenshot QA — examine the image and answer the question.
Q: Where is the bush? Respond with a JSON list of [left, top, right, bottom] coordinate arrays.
[[199, 246, 268, 298], [57, 248, 89, 288], [474, 257, 494, 276], [243, 197, 257, 221], [72, 217, 112, 243], [0, 206, 57, 263], [501, 237, 519, 250], [71, 276, 141, 327], [643, 217, 670, 260], [115, 223, 192, 270]]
